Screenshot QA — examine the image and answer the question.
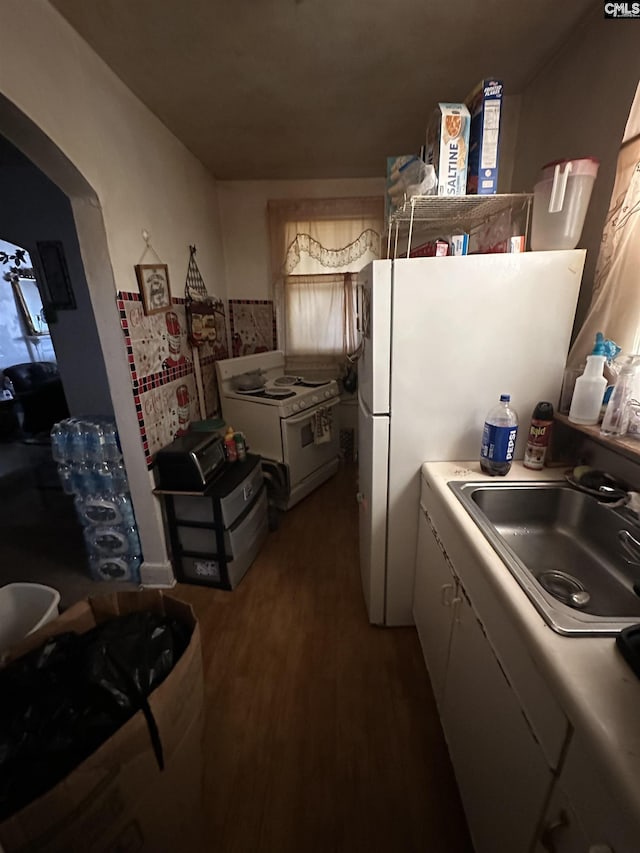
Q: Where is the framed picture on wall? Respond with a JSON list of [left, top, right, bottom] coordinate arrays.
[[35, 240, 76, 310], [135, 264, 172, 315]]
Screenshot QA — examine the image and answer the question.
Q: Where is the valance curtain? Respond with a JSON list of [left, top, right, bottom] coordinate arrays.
[[568, 81, 640, 366], [268, 197, 384, 370]]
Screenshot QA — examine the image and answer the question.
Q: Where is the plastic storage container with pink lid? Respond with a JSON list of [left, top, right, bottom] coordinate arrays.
[[530, 157, 599, 251]]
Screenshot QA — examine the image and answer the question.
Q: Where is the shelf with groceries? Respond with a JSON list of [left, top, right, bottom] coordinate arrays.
[[385, 193, 533, 259], [384, 80, 533, 259]]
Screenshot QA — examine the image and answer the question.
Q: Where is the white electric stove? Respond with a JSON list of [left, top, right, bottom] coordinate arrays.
[[215, 351, 341, 509]]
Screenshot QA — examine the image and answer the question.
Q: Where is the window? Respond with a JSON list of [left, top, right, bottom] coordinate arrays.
[[284, 272, 357, 357], [268, 197, 384, 371]]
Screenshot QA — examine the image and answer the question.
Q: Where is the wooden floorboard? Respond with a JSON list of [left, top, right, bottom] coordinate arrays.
[[172, 463, 474, 853]]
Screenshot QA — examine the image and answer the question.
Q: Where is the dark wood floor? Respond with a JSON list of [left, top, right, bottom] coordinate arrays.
[[173, 463, 473, 853]]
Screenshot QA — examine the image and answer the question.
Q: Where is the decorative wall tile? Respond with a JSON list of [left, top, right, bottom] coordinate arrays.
[[118, 291, 224, 468], [123, 300, 192, 375], [138, 373, 199, 456], [228, 299, 277, 357]]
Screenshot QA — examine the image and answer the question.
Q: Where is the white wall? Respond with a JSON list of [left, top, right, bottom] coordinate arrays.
[[0, 0, 227, 581], [217, 178, 386, 300], [511, 10, 640, 342]]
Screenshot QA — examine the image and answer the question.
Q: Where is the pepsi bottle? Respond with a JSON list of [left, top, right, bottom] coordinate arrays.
[[480, 394, 519, 476]]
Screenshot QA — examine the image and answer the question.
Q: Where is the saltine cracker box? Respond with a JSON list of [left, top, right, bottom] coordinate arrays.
[[0, 591, 206, 853], [426, 103, 470, 196], [466, 79, 503, 194]]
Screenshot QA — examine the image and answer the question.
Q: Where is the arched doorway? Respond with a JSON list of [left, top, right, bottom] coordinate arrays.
[[0, 96, 174, 602]]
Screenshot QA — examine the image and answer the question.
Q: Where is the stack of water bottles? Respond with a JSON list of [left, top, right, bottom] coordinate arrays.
[[50, 416, 142, 583]]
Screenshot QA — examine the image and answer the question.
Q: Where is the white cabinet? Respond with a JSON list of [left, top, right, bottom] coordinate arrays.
[[413, 506, 459, 707], [414, 477, 568, 853], [533, 730, 638, 853], [415, 469, 640, 853], [534, 785, 594, 853], [442, 590, 553, 853]]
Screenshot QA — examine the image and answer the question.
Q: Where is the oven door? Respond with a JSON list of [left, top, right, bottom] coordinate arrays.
[[281, 398, 341, 485]]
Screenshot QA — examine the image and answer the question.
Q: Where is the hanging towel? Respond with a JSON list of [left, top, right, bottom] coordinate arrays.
[[313, 407, 333, 445]]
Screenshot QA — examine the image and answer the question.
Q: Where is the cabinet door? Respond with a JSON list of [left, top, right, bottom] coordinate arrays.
[[442, 592, 553, 853], [534, 731, 636, 853], [533, 785, 592, 853], [413, 505, 458, 707]]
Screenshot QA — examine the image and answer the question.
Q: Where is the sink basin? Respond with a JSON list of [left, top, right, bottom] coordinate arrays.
[[449, 481, 640, 635]]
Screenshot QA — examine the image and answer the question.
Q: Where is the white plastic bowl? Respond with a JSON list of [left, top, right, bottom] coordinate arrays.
[[0, 583, 61, 653]]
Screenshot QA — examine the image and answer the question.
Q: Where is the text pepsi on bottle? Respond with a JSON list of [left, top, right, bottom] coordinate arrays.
[[480, 394, 519, 476]]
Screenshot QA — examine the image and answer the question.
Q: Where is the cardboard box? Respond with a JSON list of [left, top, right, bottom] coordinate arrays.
[[465, 79, 503, 195], [425, 103, 470, 196], [409, 239, 449, 258], [450, 233, 469, 256], [0, 591, 205, 853]]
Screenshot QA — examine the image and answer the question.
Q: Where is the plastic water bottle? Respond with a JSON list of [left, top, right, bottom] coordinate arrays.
[[111, 460, 129, 492], [50, 421, 69, 462], [68, 419, 89, 463], [480, 394, 519, 476], [94, 461, 115, 494], [101, 419, 122, 460], [57, 462, 74, 495], [89, 554, 141, 583], [117, 494, 136, 525]]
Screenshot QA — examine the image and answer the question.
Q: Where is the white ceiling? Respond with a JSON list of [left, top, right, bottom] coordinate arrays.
[[50, 0, 596, 181]]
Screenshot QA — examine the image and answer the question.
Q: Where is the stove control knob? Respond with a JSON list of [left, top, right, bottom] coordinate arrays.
[[292, 403, 299, 412], [312, 395, 319, 403], [324, 390, 332, 398]]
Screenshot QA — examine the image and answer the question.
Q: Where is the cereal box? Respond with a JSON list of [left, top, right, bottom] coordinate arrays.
[[425, 103, 470, 196], [465, 79, 503, 194]]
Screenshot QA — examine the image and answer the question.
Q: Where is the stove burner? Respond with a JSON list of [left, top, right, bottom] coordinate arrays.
[[299, 378, 330, 387], [235, 388, 296, 400], [273, 375, 301, 386]]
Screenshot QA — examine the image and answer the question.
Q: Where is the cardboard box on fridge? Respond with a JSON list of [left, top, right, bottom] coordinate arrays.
[[425, 103, 470, 196], [465, 79, 503, 195], [0, 590, 205, 853]]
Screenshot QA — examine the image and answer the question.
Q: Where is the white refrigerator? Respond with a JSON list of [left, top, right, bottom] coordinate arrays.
[[357, 251, 586, 626]]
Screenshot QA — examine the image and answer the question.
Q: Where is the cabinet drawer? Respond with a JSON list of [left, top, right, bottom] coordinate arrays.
[[219, 462, 264, 527], [177, 487, 267, 556], [172, 460, 263, 527], [180, 494, 268, 589], [172, 493, 216, 524]]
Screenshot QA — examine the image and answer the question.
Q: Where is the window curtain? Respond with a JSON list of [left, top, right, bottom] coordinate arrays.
[[283, 272, 358, 368], [268, 197, 384, 371], [567, 81, 640, 366]]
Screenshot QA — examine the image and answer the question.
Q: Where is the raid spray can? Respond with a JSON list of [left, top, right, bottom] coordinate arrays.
[[523, 402, 554, 470]]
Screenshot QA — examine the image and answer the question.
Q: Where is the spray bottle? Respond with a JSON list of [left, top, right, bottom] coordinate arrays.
[[600, 355, 640, 436], [568, 333, 607, 426], [523, 402, 554, 470]]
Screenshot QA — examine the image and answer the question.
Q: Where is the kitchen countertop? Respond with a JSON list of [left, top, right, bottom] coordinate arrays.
[[421, 460, 640, 827]]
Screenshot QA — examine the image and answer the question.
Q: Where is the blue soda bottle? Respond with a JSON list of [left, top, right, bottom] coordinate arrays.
[[480, 394, 519, 476]]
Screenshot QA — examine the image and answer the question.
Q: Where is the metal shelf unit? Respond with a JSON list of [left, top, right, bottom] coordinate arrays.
[[386, 193, 533, 258]]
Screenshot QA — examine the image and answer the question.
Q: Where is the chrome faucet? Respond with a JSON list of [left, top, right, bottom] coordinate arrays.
[[618, 528, 640, 565]]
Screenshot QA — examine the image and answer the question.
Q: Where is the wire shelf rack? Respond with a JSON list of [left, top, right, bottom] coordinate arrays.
[[385, 193, 533, 258]]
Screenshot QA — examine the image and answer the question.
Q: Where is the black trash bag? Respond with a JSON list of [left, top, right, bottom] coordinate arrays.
[[0, 609, 191, 822]]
